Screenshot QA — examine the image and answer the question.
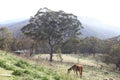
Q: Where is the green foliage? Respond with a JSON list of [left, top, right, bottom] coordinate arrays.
[[32, 71, 42, 78], [0, 27, 14, 51], [0, 51, 63, 80], [53, 74, 61, 80], [106, 44, 120, 63], [0, 50, 120, 80], [33, 65, 44, 71], [12, 69, 24, 76], [21, 75, 34, 80], [101, 40, 113, 54], [21, 7, 83, 61], [79, 37, 100, 55], [22, 8, 82, 41], [0, 59, 14, 70], [23, 70, 32, 74], [11, 76, 19, 80], [61, 37, 81, 54], [0, 60, 6, 67], [15, 60, 30, 68]]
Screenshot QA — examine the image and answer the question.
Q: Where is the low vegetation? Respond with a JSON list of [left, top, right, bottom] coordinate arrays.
[[0, 51, 120, 80], [0, 51, 62, 80]]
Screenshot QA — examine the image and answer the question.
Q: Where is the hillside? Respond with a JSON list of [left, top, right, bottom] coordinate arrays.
[[0, 51, 64, 80], [0, 51, 120, 80], [108, 35, 120, 41], [0, 17, 120, 39], [79, 17, 120, 39], [0, 20, 29, 37]]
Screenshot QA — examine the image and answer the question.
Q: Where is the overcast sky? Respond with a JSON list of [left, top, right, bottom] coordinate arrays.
[[0, 0, 120, 28]]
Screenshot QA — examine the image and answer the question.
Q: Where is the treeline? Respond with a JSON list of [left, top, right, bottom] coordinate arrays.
[[0, 27, 34, 52], [0, 8, 120, 65], [0, 27, 120, 64]]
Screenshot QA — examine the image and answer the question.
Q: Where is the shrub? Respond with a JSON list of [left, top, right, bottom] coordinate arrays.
[[41, 76, 49, 80], [11, 76, 19, 80], [0, 60, 6, 68], [33, 72, 41, 78], [36, 66, 45, 72], [15, 60, 29, 68], [53, 74, 61, 80], [23, 77, 34, 80], [0, 59, 15, 70], [23, 70, 33, 75], [12, 69, 24, 76], [20, 75, 34, 80], [4, 64, 15, 70]]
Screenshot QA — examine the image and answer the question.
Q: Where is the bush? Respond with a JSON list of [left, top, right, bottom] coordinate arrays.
[[15, 60, 30, 68], [0, 60, 14, 70], [53, 74, 61, 80], [33, 72, 42, 78], [23, 70, 33, 75], [4, 65, 14, 70], [41, 76, 49, 80], [11, 76, 19, 80], [36, 66, 45, 72], [0, 60, 6, 67], [20, 75, 34, 80], [23, 77, 34, 80], [12, 69, 24, 76]]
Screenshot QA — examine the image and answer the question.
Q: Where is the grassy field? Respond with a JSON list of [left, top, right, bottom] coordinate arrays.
[[33, 54, 120, 80], [0, 67, 12, 80], [0, 51, 120, 80]]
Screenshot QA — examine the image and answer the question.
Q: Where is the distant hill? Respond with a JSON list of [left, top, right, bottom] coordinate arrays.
[[0, 20, 29, 37], [0, 17, 120, 39], [80, 24, 120, 39], [106, 35, 120, 45], [109, 35, 120, 41], [79, 17, 120, 39], [1, 19, 29, 31]]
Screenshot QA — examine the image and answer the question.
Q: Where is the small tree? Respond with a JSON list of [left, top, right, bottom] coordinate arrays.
[[79, 37, 99, 57], [21, 8, 83, 61], [107, 44, 120, 64], [0, 27, 13, 52], [61, 37, 81, 54]]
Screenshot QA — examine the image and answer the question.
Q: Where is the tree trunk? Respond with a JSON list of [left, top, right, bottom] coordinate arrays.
[[30, 48, 33, 56], [49, 39, 54, 62], [49, 46, 53, 62]]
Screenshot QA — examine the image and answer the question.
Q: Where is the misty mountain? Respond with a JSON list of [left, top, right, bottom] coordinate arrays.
[[1, 19, 29, 30], [0, 17, 120, 39], [108, 35, 120, 43], [0, 19, 29, 37], [79, 17, 120, 39]]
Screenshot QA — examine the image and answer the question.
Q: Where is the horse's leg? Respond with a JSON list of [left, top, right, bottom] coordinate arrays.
[[76, 70, 78, 76], [73, 70, 76, 74], [80, 67, 83, 78], [78, 70, 81, 77], [80, 71, 82, 78]]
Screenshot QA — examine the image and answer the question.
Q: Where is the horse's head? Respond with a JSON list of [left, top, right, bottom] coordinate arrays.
[[67, 68, 71, 74]]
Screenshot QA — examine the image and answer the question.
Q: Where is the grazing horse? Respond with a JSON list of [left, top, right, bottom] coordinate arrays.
[[67, 64, 83, 78]]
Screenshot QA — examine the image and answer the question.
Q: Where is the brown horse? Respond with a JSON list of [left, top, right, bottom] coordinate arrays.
[[67, 64, 83, 78]]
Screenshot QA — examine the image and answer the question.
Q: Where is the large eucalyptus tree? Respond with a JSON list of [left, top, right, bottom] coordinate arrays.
[[21, 8, 83, 61]]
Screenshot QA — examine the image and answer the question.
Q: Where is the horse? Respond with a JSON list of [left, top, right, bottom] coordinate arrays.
[[67, 64, 83, 78]]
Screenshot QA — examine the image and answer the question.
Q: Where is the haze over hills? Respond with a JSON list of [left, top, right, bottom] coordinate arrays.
[[0, 17, 120, 39], [79, 17, 120, 39]]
